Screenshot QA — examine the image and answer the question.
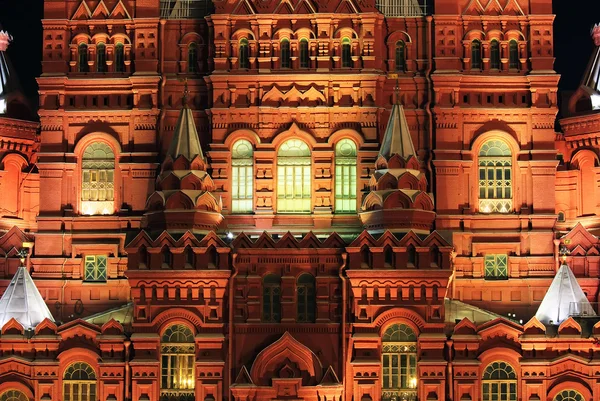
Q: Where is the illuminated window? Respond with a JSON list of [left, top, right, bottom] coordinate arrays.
[[280, 39, 291, 68], [471, 39, 482, 69], [382, 324, 417, 401], [78, 43, 88, 72], [395, 40, 406, 72], [300, 39, 309, 68], [81, 142, 115, 215], [490, 40, 500, 69], [484, 254, 508, 279], [335, 139, 357, 213], [231, 140, 253, 213], [277, 139, 311, 213], [188, 42, 198, 73], [478, 139, 512, 213], [161, 324, 195, 399], [84, 255, 107, 282], [115, 43, 125, 72], [555, 391, 585, 401], [239, 38, 249, 69], [342, 38, 353, 68], [0, 390, 28, 401], [63, 362, 97, 401], [509, 40, 519, 69], [297, 273, 315, 323], [96, 43, 106, 72], [482, 362, 517, 401], [263, 274, 281, 322]]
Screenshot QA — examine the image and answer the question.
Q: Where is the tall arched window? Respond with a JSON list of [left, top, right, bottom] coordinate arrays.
[[81, 142, 115, 215], [382, 324, 417, 401], [239, 38, 249, 69], [299, 39, 309, 68], [263, 274, 281, 322], [280, 38, 291, 69], [297, 273, 316, 323], [471, 39, 482, 69], [509, 40, 519, 69], [478, 139, 512, 213], [115, 43, 125, 72], [161, 324, 195, 398], [490, 39, 500, 69], [231, 139, 254, 213], [78, 43, 88, 72], [277, 139, 311, 213], [96, 43, 106, 72], [555, 391, 585, 401], [0, 390, 28, 401], [188, 42, 198, 73], [335, 139, 357, 213], [342, 37, 353, 68], [482, 362, 517, 401], [63, 362, 97, 401], [395, 40, 406, 72]]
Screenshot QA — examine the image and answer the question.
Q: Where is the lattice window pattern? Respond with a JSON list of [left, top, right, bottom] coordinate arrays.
[[232, 139, 254, 213], [478, 139, 512, 213], [161, 325, 195, 397], [376, 0, 427, 16], [482, 361, 517, 401], [484, 254, 508, 279], [159, 0, 212, 19], [277, 139, 311, 213], [63, 362, 97, 401], [382, 324, 417, 401], [81, 142, 115, 215], [0, 390, 28, 401], [555, 390, 585, 401], [84, 255, 107, 282], [335, 139, 357, 213]]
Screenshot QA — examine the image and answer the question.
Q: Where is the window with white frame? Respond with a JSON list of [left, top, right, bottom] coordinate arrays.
[[478, 139, 512, 213], [84, 255, 107, 282], [482, 361, 517, 401], [277, 139, 311, 213], [382, 324, 417, 401], [161, 324, 195, 399], [484, 254, 508, 279], [0, 390, 28, 401], [81, 142, 115, 215], [63, 362, 97, 401], [231, 139, 254, 213], [554, 390, 585, 401], [335, 139, 357, 213]]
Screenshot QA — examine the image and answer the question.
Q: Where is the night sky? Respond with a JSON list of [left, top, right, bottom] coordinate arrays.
[[1, 1, 600, 113]]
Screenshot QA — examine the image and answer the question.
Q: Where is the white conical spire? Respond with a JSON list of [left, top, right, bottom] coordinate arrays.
[[0, 266, 55, 330], [166, 82, 204, 161], [535, 263, 596, 326], [378, 103, 417, 160]]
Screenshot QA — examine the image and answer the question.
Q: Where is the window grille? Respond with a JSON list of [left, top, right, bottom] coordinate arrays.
[[0, 390, 28, 401], [478, 140, 512, 213], [231, 140, 254, 213], [280, 39, 291, 68], [490, 40, 500, 69], [96, 43, 106, 72], [84, 255, 107, 282], [277, 139, 311, 213], [263, 274, 281, 322], [335, 139, 357, 213], [239, 39, 249, 69], [555, 391, 585, 401], [382, 324, 417, 401], [509, 40, 519, 69], [482, 362, 517, 401], [160, 0, 212, 19], [81, 142, 115, 215], [471, 40, 482, 69], [395, 40, 406, 72], [161, 325, 195, 401], [63, 362, 97, 401], [375, 0, 427, 17], [78, 43, 88, 73], [115, 43, 125, 72], [188, 43, 198, 73], [299, 39, 309, 68], [297, 274, 316, 322], [484, 254, 508, 280], [341, 38, 353, 68]]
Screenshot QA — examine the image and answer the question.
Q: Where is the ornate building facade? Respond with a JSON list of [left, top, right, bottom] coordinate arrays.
[[3, 1, 600, 401]]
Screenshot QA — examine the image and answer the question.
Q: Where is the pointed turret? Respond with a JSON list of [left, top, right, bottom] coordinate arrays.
[[0, 266, 55, 330], [568, 23, 600, 113], [144, 84, 223, 233], [359, 93, 435, 234], [535, 262, 597, 326]]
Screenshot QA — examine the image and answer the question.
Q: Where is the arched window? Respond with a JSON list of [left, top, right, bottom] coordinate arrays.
[[63, 362, 97, 401], [188, 42, 198, 73], [0, 390, 28, 401], [277, 139, 311, 213], [115, 43, 125, 72], [482, 362, 517, 401], [342, 37, 353, 68], [161, 324, 195, 397], [395, 40, 406, 72], [239, 38, 249, 69], [509, 40, 519, 69], [232, 139, 254, 213], [96, 43, 106, 72], [471, 39, 482, 69], [280, 38, 291, 69], [478, 139, 512, 213], [297, 273, 316, 323], [78, 43, 88, 72], [299, 39, 309, 68], [335, 139, 357, 213], [263, 274, 281, 322], [81, 142, 115, 215], [554, 390, 585, 401], [490, 39, 500, 69], [382, 324, 417, 401]]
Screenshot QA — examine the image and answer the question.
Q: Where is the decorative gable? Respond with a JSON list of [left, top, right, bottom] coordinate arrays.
[[72, 0, 92, 19], [463, 0, 484, 15], [110, 0, 132, 19], [334, 0, 359, 14], [557, 316, 582, 336], [232, 0, 256, 15], [503, 0, 524, 15], [91, 0, 110, 18]]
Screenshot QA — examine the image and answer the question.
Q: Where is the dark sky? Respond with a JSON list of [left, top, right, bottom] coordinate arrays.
[[0, 1, 599, 102]]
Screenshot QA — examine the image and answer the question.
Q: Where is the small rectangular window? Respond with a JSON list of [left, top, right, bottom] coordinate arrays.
[[84, 255, 107, 282], [484, 254, 508, 280]]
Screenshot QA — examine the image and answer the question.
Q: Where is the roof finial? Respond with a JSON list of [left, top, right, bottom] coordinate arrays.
[[0, 31, 11, 52], [389, 73, 401, 105], [592, 23, 600, 47], [182, 77, 189, 107]]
